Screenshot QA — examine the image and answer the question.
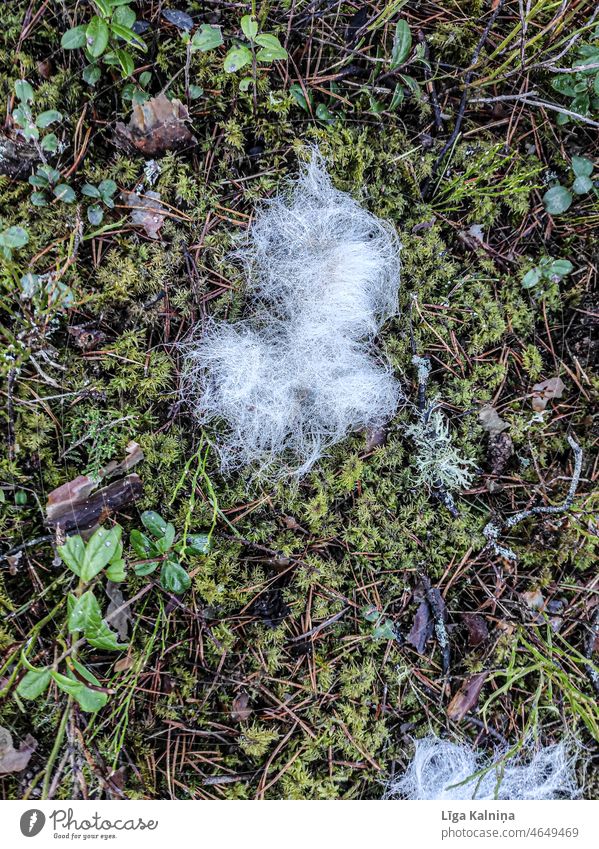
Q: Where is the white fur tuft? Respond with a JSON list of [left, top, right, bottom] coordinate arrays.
[[386, 735, 580, 800], [180, 153, 402, 476]]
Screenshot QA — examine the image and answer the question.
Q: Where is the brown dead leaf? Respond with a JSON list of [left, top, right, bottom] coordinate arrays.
[[46, 475, 96, 522], [114, 94, 196, 156], [105, 582, 131, 641], [461, 613, 489, 647], [447, 672, 488, 722], [231, 692, 252, 723], [531, 377, 565, 412], [406, 599, 434, 655], [0, 726, 37, 775], [122, 190, 166, 240], [521, 588, 545, 611], [478, 405, 509, 434], [114, 653, 135, 673]]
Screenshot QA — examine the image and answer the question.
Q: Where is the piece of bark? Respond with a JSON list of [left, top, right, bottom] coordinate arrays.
[[0, 134, 40, 180], [46, 474, 142, 532]]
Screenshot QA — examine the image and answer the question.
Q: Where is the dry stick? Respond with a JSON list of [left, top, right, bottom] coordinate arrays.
[[483, 435, 583, 562], [583, 606, 599, 697], [422, 0, 505, 200], [469, 93, 599, 128]]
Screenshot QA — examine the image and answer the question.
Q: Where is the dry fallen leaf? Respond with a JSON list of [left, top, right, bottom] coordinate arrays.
[[114, 93, 196, 156], [0, 726, 37, 775], [447, 672, 488, 722], [478, 405, 509, 434], [231, 692, 252, 722], [461, 612, 489, 648], [122, 190, 166, 240], [531, 376, 565, 412], [406, 599, 434, 655]]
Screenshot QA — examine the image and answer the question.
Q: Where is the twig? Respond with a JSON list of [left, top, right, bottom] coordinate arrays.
[[483, 435, 583, 561]]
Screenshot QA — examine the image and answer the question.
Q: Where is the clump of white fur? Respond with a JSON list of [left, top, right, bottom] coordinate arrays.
[[181, 153, 402, 477], [386, 735, 580, 800]]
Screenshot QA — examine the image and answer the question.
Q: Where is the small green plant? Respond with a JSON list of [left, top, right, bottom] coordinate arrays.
[[61, 0, 147, 84], [522, 257, 574, 290], [186, 14, 287, 91], [362, 606, 400, 641], [0, 225, 28, 260], [11, 79, 62, 154], [16, 526, 127, 713], [81, 179, 118, 225], [29, 164, 76, 207], [550, 39, 599, 125], [543, 155, 596, 215], [131, 511, 210, 595]]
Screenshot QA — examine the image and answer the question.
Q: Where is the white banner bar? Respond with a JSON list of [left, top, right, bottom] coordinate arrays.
[[1, 799, 596, 849]]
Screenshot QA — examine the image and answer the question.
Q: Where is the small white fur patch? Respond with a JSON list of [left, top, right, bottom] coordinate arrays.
[[386, 735, 580, 800], [181, 153, 402, 476]]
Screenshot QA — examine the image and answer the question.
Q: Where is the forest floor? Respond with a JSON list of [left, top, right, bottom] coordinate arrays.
[[0, 1, 598, 800]]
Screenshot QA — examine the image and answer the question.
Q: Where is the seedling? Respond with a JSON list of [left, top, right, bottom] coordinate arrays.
[[131, 510, 210, 595], [11, 79, 62, 153], [61, 0, 147, 83], [522, 257, 574, 290], [543, 155, 596, 215]]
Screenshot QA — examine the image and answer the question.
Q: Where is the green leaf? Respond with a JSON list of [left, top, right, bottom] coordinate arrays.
[[543, 185, 573, 215], [241, 15, 259, 41], [255, 33, 287, 62], [190, 23, 224, 52], [105, 558, 126, 582], [154, 523, 176, 554], [17, 667, 51, 700], [141, 511, 170, 538], [316, 103, 335, 123], [189, 84, 204, 99], [223, 45, 253, 73], [68, 590, 102, 633], [99, 178, 118, 198], [86, 16, 110, 58], [389, 82, 405, 110], [36, 109, 62, 128], [110, 23, 146, 51], [239, 76, 253, 93], [20, 272, 41, 297], [30, 191, 48, 206], [87, 204, 104, 226], [80, 525, 122, 582], [112, 4, 136, 29], [289, 82, 312, 111], [362, 606, 381, 623], [160, 560, 191, 594], [184, 533, 211, 555], [82, 183, 101, 198], [134, 561, 159, 577], [549, 259, 573, 277], [52, 670, 107, 712], [0, 226, 29, 249], [572, 175, 593, 195], [550, 75, 577, 97], [61, 25, 87, 50], [15, 79, 34, 103], [83, 64, 102, 86], [521, 268, 541, 289], [85, 619, 127, 651], [93, 0, 112, 16], [54, 183, 76, 203], [116, 48, 135, 77], [130, 528, 156, 558], [390, 20, 412, 68], [571, 155, 594, 177], [40, 133, 58, 152]]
